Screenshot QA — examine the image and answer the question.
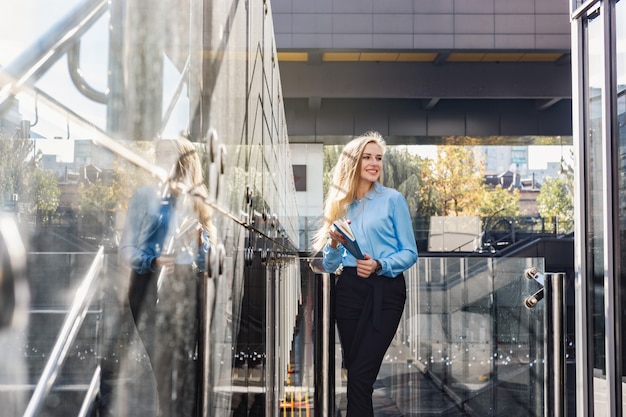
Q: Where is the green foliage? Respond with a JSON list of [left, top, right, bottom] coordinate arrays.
[[536, 172, 574, 233], [322, 145, 343, 197], [320, 143, 576, 239], [30, 169, 60, 224], [480, 184, 521, 218], [79, 140, 161, 212], [322, 144, 523, 224], [382, 147, 423, 213], [0, 131, 35, 205], [78, 175, 122, 213], [418, 146, 486, 217]]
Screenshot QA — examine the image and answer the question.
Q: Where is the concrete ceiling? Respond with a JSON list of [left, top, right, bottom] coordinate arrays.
[[277, 51, 573, 144]]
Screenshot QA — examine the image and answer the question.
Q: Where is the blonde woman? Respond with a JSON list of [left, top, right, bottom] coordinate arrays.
[[117, 137, 211, 416], [312, 131, 418, 417]]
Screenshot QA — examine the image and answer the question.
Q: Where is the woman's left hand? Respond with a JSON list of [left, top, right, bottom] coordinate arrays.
[[356, 254, 378, 278]]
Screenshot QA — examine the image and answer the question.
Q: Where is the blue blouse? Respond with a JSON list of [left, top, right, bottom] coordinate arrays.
[[322, 182, 418, 277], [119, 185, 208, 274]]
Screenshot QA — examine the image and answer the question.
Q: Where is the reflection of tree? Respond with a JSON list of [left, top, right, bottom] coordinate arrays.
[[30, 170, 60, 225], [76, 141, 154, 246], [0, 132, 62, 224], [0, 131, 35, 207]]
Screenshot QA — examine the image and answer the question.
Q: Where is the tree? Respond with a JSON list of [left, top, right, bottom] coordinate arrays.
[[382, 147, 424, 214], [0, 131, 35, 206], [418, 146, 486, 217], [321, 144, 343, 197], [77, 140, 157, 215], [321, 144, 523, 240], [480, 184, 521, 219], [536, 173, 574, 234], [78, 174, 123, 214], [30, 169, 60, 225]]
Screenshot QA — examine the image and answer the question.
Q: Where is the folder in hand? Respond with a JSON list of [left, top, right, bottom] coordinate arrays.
[[332, 219, 364, 259]]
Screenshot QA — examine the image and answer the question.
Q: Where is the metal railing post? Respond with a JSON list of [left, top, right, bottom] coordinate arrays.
[[544, 272, 566, 417], [314, 272, 335, 417]]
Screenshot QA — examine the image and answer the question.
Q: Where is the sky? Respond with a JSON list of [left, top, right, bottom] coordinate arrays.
[[528, 145, 573, 170]]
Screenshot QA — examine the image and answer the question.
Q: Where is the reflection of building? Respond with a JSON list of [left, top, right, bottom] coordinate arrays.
[[74, 139, 115, 169], [40, 154, 73, 178], [0, 97, 21, 134]]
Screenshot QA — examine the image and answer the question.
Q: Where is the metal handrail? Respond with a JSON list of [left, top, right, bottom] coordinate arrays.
[[22, 246, 104, 417], [77, 366, 101, 417], [544, 273, 566, 417], [0, 0, 109, 107], [308, 258, 335, 417]]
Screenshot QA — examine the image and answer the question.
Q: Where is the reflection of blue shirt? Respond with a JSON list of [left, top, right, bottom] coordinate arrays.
[[119, 185, 208, 274], [322, 182, 418, 277]]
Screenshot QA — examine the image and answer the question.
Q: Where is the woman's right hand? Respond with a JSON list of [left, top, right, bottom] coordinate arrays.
[[155, 255, 175, 273], [328, 227, 345, 249]]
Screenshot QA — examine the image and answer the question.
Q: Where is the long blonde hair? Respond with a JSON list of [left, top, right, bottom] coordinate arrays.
[[311, 131, 386, 253], [167, 137, 212, 234]]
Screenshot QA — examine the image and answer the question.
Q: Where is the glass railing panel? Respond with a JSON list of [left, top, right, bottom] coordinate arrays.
[[458, 257, 544, 416], [18, 251, 104, 417], [328, 256, 546, 417]]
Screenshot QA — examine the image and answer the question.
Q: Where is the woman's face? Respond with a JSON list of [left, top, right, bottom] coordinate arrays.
[[359, 142, 382, 183]]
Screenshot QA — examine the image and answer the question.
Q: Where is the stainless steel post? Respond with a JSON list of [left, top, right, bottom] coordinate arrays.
[[315, 272, 335, 417], [544, 272, 566, 417]]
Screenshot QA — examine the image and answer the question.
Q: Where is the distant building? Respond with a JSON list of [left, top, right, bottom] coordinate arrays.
[[484, 169, 521, 190], [476, 146, 529, 174], [74, 139, 115, 169], [528, 161, 562, 184], [519, 189, 541, 217], [485, 169, 541, 217]]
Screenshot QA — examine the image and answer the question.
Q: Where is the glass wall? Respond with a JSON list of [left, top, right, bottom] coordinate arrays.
[[572, 0, 625, 415], [0, 0, 300, 416]]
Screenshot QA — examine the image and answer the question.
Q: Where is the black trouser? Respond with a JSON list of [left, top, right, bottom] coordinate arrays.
[[333, 268, 406, 417], [128, 267, 200, 417]]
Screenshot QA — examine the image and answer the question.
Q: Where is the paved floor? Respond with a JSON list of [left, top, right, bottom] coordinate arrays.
[[334, 363, 471, 417]]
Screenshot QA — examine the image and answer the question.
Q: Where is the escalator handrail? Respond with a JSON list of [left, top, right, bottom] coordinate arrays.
[[22, 246, 104, 417]]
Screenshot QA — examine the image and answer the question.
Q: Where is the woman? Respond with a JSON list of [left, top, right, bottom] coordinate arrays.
[[312, 131, 418, 417], [117, 137, 212, 417]]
